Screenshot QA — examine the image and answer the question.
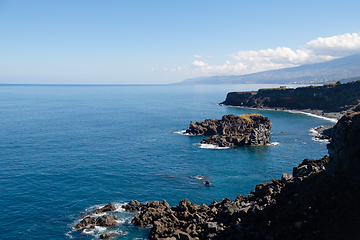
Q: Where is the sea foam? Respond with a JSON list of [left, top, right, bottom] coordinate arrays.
[[309, 127, 330, 143], [199, 143, 230, 149], [173, 130, 190, 135]]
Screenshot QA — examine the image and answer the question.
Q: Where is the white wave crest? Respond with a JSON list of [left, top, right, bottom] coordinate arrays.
[[199, 143, 230, 149], [309, 127, 330, 143], [116, 219, 126, 224], [173, 130, 190, 135], [114, 203, 126, 212], [311, 137, 330, 143], [309, 127, 318, 136], [267, 142, 279, 146], [193, 175, 206, 180]]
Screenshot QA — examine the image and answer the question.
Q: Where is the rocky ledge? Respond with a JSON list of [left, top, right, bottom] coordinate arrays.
[[128, 111, 360, 240], [185, 114, 272, 147], [129, 156, 329, 240]]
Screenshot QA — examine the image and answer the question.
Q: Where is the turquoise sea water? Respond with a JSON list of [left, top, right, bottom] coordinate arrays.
[[0, 84, 334, 239]]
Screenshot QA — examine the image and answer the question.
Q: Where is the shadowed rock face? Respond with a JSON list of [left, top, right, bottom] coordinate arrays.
[[186, 114, 272, 147], [327, 111, 360, 174]]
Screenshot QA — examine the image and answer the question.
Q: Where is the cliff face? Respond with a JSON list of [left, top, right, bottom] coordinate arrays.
[[186, 114, 272, 147], [221, 81, 360, 112], [327, 111, 360, 174]]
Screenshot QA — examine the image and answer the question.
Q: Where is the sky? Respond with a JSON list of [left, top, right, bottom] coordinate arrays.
[[0, 0, 360, 84]]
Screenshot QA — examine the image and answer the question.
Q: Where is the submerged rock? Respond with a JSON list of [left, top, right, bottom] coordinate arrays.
[[186, 114, 272, 147]]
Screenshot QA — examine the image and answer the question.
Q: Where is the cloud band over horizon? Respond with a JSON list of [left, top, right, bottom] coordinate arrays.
[[162, 32, 360, 76]]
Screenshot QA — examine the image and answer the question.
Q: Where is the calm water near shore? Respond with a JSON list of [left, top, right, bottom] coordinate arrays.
[[0, 84, 334, 239]]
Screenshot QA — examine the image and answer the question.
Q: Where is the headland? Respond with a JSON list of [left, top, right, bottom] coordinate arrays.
[[220, 80, 360, 121]]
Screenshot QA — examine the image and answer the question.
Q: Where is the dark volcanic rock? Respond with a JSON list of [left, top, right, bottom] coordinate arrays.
[[100, 232, 118, 239], [96, 214, 118, 227], [94, 202, 116, 214], [122, 200, 145, 211], [327, 111, 360, 174], [186, 114, 272, 147], [88, 111, 360, 240], [73, 203, 118, 230], [313, 125, 334, 140], [73, 215, 118, 230], [73, 217, 96, 229]]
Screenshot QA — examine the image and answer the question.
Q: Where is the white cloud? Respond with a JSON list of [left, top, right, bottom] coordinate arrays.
[[192, 60, 207, 68], [174, 32, 360, 76], [305, 32, 360, 57]]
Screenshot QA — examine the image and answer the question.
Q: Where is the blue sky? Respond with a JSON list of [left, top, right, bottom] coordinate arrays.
[[1, 0, 360, 84]]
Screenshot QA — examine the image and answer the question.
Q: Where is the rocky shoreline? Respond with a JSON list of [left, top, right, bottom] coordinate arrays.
[[73, 111, 360, 239]]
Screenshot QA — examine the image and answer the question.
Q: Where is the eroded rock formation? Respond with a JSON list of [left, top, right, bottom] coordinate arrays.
[[186, 114, 272, 147]]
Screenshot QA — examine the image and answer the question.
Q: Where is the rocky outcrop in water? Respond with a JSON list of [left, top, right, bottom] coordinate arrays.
[[121, 200, 144, 211], [93, 202, 116, 214], [186, 114, 272, 147], [131, 111, 360, 240], [73, 201, 146, 231], [73, 214, 118, 229], [75, 111, 360, 239]]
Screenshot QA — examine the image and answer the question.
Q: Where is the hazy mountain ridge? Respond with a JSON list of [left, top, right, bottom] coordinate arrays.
[[181, 54, 360, 84]]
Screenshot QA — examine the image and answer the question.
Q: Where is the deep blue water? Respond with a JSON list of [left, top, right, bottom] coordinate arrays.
[[0, 84, 334, 239]]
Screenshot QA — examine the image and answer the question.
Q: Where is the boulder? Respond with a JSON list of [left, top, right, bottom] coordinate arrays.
[[94, 202, 116, 214], [100, 232, 118, 239], [73, 217, 96, 229], [122, 200, 144, 211], [96, 215, 117, 227], [281, 173, 293, 183]]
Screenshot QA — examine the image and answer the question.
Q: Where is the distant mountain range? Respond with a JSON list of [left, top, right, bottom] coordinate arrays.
[[180, 54, 360, 84]]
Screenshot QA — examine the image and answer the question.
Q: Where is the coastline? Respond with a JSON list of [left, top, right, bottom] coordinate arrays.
[[124, 111, 360, 240], [219, 104, 343, 123]]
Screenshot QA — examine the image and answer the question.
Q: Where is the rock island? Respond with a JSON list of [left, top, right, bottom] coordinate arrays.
[[185, 114, 272, 147]]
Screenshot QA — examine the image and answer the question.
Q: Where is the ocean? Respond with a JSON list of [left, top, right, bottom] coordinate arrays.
[[0, 84, 334, 239]]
